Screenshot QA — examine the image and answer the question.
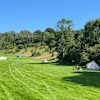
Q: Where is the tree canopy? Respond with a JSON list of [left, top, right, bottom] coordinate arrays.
[[0, 18, 100, 65]]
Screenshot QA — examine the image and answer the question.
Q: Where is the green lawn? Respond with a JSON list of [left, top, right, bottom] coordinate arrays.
[[0, 53, 100, 100]]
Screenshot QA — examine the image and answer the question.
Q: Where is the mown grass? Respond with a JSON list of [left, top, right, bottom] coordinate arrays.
[[0, 53, 100, 100]]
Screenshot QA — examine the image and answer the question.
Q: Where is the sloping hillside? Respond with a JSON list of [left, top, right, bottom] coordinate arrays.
[[14, 46, 57, 60]]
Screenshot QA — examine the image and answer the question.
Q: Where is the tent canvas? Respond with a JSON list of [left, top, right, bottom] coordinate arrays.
[[0, 56, 7, 60], [86, 61, 100, 70]]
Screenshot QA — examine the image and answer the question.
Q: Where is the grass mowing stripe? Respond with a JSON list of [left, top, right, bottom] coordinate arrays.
[[16, 68, 98, 97], [11, 62, 100, 98], [12, 69, 64, 95], [19, 66, 100, 97], [0, 71, 9, 80], [16, 65, 100, 99], [0, 68, 13, 100], [13, 64, 59, 100], [13, 64, 66, 99], [13, 63, 59, 100], [11, 62, 71, 99], [43, 81, 57, 100], [13, 64, 43, 86], [0, 54, 100, 99], [8, 64, 49, 100], [13, 64, 80, 97], [14, 67, 57, 100], [16, 67, 60, 80], [0, 85, 5, 100], [8, 64, 38, 99], [1, 84, 13, 100]]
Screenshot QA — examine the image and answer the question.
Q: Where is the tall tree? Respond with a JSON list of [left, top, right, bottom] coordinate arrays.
[[56, 18, 74, 58], [45, 28, 55, 33]]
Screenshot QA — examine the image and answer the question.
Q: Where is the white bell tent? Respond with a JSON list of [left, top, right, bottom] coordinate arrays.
[[0, 56, 7, 60], [86, 61, 100, 70]]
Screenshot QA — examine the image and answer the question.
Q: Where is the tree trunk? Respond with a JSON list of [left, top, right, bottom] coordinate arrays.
[[62, 47, 64, 57]]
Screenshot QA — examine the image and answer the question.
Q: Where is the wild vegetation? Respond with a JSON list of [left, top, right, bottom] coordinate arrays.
[[0, 18, 100, 65]]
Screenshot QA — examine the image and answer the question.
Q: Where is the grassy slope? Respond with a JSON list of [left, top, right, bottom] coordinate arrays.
[[0, 53, 100, 100], [0, 46, 57, 60], [13, 46, 57, 60]]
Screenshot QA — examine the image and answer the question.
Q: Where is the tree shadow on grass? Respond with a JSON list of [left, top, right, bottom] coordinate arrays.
[[62, 71, 100, 88], [25, 59, 59, 65], [26, 59, 73, 66], [26, 62, 74, 67], [26, 62, 56, 65]]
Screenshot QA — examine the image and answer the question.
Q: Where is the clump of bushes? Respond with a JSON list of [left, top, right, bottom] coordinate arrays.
[[31, 49, 41, 57], [44, 48, 49, 52]]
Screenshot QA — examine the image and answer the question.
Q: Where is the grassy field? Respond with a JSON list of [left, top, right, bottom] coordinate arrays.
[[0, 53, 100, 100]]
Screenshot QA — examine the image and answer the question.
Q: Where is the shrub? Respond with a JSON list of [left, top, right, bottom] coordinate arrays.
[[31, 49, 41, 57], [51, 52, 55, 57], [44, 48, 49, 52], [17, 45, 24, 49]]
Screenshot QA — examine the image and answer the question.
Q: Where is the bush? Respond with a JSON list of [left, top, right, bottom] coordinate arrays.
[[17, 45, 24, 49], [7, 51, 13, 53], [31, 49, 41, 57], [16, 49, 20, 52], [41, 42, 46, 46], [44, 48, 49, 52], [39, 46, 43, 49], [51, 52, 55, 57], [13, 52, 15, 54], [37, 52, 41, 56], [24, 47, 27, 52]]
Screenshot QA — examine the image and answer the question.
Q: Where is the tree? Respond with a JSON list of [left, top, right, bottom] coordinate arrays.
[[45, 28, 55, 33], [24, 44, 27, 52], [84, 19, 100, 46], [33, 30, 41, 35], [56, 18, 74, 59], [56, 18, 73, 32], [31, 49, 34, 57]]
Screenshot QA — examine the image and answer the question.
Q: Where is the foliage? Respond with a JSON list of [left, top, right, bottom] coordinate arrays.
[[31, 49, 41, 57], [0, 18, 100, 65]]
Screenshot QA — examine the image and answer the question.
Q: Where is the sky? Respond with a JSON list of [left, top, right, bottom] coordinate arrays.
[[0, 0, 100, 33]]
